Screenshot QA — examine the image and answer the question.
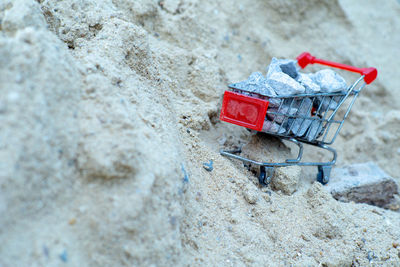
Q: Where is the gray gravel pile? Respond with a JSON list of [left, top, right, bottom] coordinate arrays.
[[230, 58, 348, 141]]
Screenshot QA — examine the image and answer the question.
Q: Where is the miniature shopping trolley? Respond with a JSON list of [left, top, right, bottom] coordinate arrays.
[[220, 52, 377, 185]]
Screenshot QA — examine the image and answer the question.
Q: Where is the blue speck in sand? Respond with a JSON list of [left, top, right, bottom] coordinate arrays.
[[59, 250, 68, 262], [43, 245, 49, 258], [203, 160, 213, 172], [367, 251, 375, 262], [181, 164, 189, 183]]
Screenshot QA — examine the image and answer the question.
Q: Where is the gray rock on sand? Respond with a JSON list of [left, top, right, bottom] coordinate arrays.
[[313, 69, 347, 93], [296, 73, 320, 93], [325, 162, 400, 210], [267, 72, 305, 95]]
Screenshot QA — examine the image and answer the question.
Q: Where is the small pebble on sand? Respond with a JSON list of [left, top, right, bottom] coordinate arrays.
[[69, 218, 76, 225], [243, 184, 258, 204], [203, 160, 214, 172]]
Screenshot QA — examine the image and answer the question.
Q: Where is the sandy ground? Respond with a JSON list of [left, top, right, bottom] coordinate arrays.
[[1, 0, 400, 266]]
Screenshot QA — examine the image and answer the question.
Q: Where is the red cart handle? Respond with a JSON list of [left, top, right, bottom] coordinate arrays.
[[296, 52, 377, 84]]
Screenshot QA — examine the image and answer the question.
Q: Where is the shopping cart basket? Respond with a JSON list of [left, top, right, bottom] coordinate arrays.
[[220, 52, 377, 185]]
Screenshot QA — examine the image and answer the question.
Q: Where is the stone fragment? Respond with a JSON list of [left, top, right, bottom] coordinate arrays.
[[247, 71, 265, 84], [296, 73, 320, 93], [313, 69, 347, 93], [290, 118, 312, 136], [317, 96, 338, 111], [296, 97, 313, 115], [267, 106, 298, 124], [267, 97, 282, 108], [325, 162, 400, 210], [267, 72, 305, 95], [230, 72, 276, 96], [305, 120, 323, 141], [288, 98, 313, 136], [258, 83, 277, 96], [279, 60, 298, 79], [262, 120, 285, 134], [266, 57, 298, 79], [271, 166, 301, 195], [266, 57, 282, 79]]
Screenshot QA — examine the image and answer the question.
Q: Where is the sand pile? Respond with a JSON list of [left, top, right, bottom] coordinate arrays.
[[1, 0, 400, 265]]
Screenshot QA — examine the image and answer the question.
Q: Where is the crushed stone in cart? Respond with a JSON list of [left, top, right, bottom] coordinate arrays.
[[229, 57, 348, 141]]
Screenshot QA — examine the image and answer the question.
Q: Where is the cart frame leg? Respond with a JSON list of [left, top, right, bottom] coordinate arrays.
[[220, 138, 337, 186]]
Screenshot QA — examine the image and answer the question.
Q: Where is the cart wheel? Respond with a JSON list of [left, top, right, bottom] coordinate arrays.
[[259, 169, 266, 185], [259, 166, 274, 186], [316, 165, 331, 185]]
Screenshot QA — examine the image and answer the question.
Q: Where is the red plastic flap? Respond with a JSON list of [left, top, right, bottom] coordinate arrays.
[[220, 91, 269, 131]]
